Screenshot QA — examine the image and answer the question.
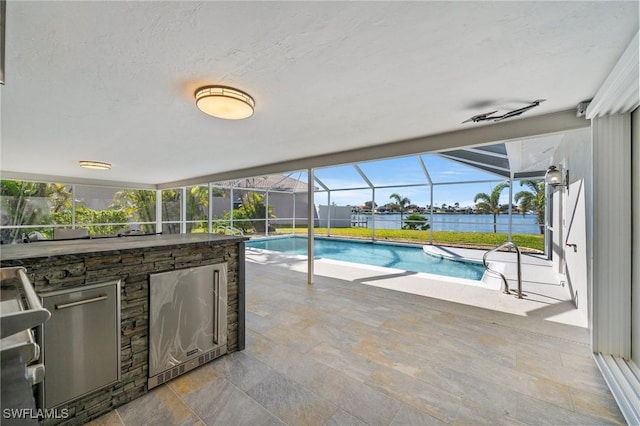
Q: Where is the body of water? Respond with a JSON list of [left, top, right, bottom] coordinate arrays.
[[246, 236, 485, 280], [350, 213, 541, 234]]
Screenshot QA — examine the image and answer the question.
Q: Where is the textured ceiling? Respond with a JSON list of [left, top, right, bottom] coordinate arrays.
[[1, 1, 638, 186]]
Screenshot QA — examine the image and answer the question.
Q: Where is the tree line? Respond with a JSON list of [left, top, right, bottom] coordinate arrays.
[[0, 180, 274, 242]]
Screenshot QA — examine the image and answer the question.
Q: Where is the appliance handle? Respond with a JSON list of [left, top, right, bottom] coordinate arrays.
[[56, 295, 107, 310], [17, 268, 46, 312], [213, 270, 219, 344], [0, 267, 51, 339]]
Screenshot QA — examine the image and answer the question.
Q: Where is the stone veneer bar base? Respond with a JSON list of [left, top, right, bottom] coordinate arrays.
[[0, 235, 245, 426]]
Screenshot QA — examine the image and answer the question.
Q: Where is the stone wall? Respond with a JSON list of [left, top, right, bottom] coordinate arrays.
[[1, 240, 244, 425]]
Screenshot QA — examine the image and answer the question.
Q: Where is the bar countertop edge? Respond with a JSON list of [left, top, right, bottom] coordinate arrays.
[[0, 234, 249, 262]]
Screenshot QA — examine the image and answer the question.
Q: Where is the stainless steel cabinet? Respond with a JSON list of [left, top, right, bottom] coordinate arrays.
[[148, 263, 227, 389], [39, 281, 121, 408]]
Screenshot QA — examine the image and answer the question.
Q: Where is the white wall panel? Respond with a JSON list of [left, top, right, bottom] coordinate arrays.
[[631, 108, 639, 362], [591, 114, 632, 356], [588, 32, 639, 425]]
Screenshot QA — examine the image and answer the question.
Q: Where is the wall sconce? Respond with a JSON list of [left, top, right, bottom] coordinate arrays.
[[545, 165, 569, 191]]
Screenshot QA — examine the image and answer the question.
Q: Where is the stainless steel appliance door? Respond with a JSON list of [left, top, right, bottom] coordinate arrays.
[[40, 281, 121, 408], [149, 264, 227, 377]]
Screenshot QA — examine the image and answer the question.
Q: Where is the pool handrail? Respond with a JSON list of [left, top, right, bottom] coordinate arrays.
[[483, 241, 523, 299]]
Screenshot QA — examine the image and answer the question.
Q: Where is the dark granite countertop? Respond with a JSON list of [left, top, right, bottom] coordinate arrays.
[[0, 234, 248, 261]]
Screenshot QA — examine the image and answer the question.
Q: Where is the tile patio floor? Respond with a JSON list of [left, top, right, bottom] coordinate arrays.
[[90, 248, 625, 425]]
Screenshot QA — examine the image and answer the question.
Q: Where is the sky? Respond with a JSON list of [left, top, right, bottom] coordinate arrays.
[[298, 154, 521, 209]]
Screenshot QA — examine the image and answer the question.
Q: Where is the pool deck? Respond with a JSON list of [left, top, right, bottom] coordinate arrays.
[[90, 245, 621, 425], [246, 244, 586, 332]]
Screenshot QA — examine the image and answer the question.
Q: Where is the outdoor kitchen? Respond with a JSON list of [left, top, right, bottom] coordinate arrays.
[[0, 234, 246, 425]]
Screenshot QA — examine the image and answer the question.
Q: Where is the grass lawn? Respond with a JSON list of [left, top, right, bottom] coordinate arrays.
[[272, 227, 544, 252]]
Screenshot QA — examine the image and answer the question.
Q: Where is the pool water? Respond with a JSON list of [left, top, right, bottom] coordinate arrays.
[[246, 237, 485, 280]]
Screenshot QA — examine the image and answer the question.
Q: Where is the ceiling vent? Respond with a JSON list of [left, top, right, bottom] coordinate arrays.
[[463, 99, 545, 124]]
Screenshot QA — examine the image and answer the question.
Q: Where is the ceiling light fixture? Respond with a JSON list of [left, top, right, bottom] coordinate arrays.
[[79, 160, 111, 170], [195, 86, 255, 120]]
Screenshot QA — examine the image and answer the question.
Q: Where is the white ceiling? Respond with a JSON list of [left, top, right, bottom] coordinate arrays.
[[1, 1, 637, 187]]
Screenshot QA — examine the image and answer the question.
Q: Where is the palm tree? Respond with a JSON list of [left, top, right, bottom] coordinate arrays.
[[389, 193, 411, 224], [473, 183, 509, 233], [114, 189, 157, 230], [514, 179, 545, 234]]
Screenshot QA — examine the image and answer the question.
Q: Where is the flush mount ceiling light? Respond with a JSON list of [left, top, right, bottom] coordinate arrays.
[[79, 160, 111, 170], [195, 86, 255, 120]]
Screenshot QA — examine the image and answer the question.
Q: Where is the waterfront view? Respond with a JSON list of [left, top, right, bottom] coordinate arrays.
[[350, 213, 541, 234]]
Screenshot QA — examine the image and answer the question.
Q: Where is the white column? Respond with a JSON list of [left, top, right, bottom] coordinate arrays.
[[307, 169, 314, 285], [590, 113, 631, 357], [327, 191, 331, 237], [208, 183, 213, 234], [71, 184, 77, 228], [292, 193, 296, 235], [507, 179, 513, 241], [371, 188, 376, 241], [265, 191, 269, 236], [156, 189, 162, 234], [544, 184, 552, 259], [229, 188, 234, 230], [429, 185, 434, 244], [180, 187, 187, 234]]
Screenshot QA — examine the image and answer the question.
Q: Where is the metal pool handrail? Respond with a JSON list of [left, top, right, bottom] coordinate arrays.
[[483, 242, 523, 299]]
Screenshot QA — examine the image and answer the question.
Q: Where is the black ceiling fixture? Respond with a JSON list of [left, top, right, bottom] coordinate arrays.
[[462, 99, 545, 123]]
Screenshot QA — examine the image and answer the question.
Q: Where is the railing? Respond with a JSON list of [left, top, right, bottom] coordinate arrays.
[[482, 241, 523, 299]]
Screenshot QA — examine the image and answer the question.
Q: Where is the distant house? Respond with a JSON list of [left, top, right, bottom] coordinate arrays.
[[210, 174, 316, 227]]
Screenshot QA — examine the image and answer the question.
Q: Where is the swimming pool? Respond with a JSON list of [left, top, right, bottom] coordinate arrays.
[[246, 237, 485, 280]]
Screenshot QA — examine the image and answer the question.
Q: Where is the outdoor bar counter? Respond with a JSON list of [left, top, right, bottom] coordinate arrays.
[[0, 233, 247, 425]]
